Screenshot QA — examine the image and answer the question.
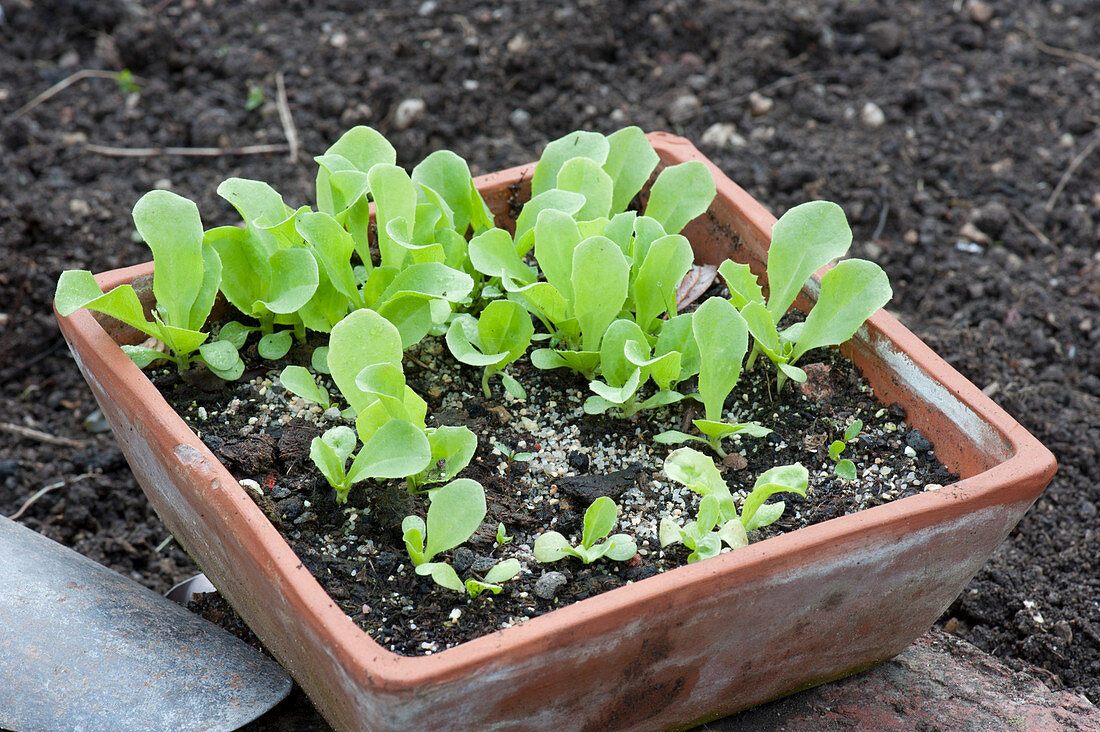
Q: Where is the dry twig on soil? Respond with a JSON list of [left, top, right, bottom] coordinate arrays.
[[10, 69, 145, 120], [275, 72, 300, 163], [0, 421, 86, 448], [1046, 132, 1100, 212], [84, 143, 290, 157], [7, 473, 96, 521]]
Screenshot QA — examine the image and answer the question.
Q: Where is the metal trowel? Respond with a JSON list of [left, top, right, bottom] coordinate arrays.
[[0, 515, 292, 731]]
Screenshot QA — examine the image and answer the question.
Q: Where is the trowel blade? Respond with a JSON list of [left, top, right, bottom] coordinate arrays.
[[0, 515, 292, 732]]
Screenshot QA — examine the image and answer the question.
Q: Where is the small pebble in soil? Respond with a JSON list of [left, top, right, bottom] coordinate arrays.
[[534, 571, 568, 600]]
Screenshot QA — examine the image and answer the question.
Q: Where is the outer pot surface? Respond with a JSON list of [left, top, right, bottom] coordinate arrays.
[[56, 133, 1056, 732]]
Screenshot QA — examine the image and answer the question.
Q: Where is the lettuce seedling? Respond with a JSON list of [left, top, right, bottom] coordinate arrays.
[[533, 496, 637, 564], [408, 425, 478, 492], [659, 448, 808, 561], [829, 419, 863, 481], [416, 557, 523, 599], [446, 299, 533, 398], [720, 201, 892, 391], [206, 177, 319, 354], [584, 319, 682, 417], [653, 297, 769, 456], [310, 422, 431, 504], [55, 190, 244, 379], [495, 522, 514, 546], [404, 478, 496, 595]]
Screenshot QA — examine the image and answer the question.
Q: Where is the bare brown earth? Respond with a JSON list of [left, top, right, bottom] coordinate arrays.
[[1, 1, 1097, 728]]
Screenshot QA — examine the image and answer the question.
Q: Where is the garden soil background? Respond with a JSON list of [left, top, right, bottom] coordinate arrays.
[[1, 0, 1097, 728]]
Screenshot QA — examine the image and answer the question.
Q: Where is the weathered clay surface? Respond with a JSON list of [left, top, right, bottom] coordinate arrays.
[[711, 628, 1100, 731]]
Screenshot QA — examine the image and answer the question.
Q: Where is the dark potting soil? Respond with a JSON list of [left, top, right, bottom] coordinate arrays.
[[3, 0, 1097, 722], [151, 329, 956, 656]]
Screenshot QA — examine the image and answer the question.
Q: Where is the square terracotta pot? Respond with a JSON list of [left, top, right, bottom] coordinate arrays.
[[55, 133, 1055, 731]]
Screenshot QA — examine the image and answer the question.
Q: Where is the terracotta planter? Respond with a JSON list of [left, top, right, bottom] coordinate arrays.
[[55, 133, 1056, 731]]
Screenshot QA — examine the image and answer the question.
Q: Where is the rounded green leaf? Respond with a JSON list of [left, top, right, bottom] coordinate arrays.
[[484, 558, 522, 585], [258, 330, 293, 360], [556, 156, 614, 221], [133, 190, 205, 330], [423, 478, 487, 563], [348, 419, 431, 483], [415, 562, 465, 593], [643, 161, 716, 236], [603, 534, 638, 562], [531, 130, 610, 197], [279, 365, 331, 408], [533, 531, 571, 563], [789, 258, 892, 363]]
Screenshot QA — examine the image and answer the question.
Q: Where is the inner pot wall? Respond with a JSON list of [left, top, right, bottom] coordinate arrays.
[[55, 132, 1055, 731]]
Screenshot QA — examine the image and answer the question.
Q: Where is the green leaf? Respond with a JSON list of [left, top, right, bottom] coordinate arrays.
[[533, 531, 572, 563], [643, 161, 716, 235], [348, 419, 431, 483], [218, 321, 253, 350], [663, 447, 727, 496], [602, 534, 638, 561], [311, 346, 330, 374], [659, 517, 684, 548], [718, 520, 748, 550], [469, 227, 536, 284], [533, 208, 581, 302], [697, 494, 721, 533], [379, 262, 474, 304], [446, 314, 507, 367], [420, 425, 478, 485], [190, 242, 222, 332], [572, 236, 630, 352], [55, 271, 155, 336], [693, 420, 772, 440], [581, 496, 619, 549], [257, 330, 293, 360], [717, 260, 763, 310], [478, 299, 534, 365], [655, 313, 701, 382], [603, 126, 659, 214], [415, 562, 465, 593], [835, 459, 857, 481], [844, 419, 864, 442], [765, 200, 853, 320], [632, 234, 694, 333], [296, 210, 359, 302], [119, 345, 167, 368], [367, 163, 417, 268], [315, 126, 396, 215], [328, 309, 404, 415], [279, 365, 331, 407], [514, 189, 586, 247], [600, 319, 649, 387], [789, 259, 892, 363], [198, 340, 243, 379], [216, 177, 292, 230], [257, 247, 319, 315], [423, 479, 486, 563], [692, 297, 748, 422], [132, 190, 206, 329], [742, 463, 808, 531], [402, 515, 426, 565], [829, 440, 846, 461], [587, 368, 641, 407], [309, 429, 352, 493], [499, 372, 526, 399], [484, 558, 522, 585], [531, 130, 610, 197], [412, 149, 494, 234], [556, 156, 613, 221], [652, 430, 706, 446]]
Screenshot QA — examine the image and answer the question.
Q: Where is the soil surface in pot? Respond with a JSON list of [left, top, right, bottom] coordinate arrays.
[[3, 0, 1097, 725], [152, 330, 956, 655]]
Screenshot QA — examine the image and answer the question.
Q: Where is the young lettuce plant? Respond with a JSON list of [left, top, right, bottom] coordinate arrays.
[[310, 422, 430, 505], [404, 478, 520, 598], [445, 298, 533, 399], [583, 319, 683, 418], [654, 297, 770, 456], [829, 419, 863, 481], [55, 190, 244, 379], [659, 447, 809, 562], [205, 177, 318, 358], [533, 496, 637, 564], [322, 309, 477, 494], [720, 201, 892, 391]]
